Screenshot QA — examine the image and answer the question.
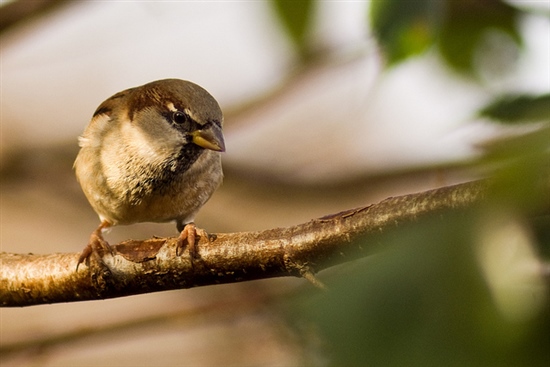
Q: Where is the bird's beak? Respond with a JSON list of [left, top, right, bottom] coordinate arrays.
[[191, 124, 225, 152]]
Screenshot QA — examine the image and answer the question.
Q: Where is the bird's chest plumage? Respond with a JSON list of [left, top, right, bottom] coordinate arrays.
[[105, 148, 221, 225], [122, 143, 203, 204]]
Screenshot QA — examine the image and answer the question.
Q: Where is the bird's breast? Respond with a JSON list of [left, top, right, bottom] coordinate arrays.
[[106, 148, 222, 225]]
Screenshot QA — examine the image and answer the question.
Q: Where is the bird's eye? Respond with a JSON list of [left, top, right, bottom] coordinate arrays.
[[172, 111, 188, 124]]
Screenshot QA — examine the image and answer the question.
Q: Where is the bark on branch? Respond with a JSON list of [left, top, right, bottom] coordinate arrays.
[[1, 181, 486, 307]]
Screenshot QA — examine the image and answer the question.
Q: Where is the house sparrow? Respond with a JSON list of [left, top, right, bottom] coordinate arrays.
[[74, 79, 225, 267]]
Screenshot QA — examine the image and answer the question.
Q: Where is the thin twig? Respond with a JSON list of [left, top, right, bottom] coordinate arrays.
[[0, 0, 73, 34]]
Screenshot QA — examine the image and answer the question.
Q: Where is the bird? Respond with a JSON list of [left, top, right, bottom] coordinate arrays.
[[74, 79, 225, 267]]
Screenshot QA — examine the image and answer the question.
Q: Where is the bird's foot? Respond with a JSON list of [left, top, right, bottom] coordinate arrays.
[[77, 221, 114, 270], [176, 222, 209, 259]]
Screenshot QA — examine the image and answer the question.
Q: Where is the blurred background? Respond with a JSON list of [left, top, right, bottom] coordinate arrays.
[[1, 0, 549, 366]]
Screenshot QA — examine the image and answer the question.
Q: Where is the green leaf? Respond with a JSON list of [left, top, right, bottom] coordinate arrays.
[[370, 0, 523, 76], [290, 211, 550, 366], [438, 0, 522, 75], [271, 0, 315, 58], [480, 94, 550, 123], [370, 0, 443, 66], [480, 125, 550, 212]]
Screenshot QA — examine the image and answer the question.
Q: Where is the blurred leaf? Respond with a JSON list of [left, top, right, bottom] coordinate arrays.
[[370, 0, 443, 65], [480, 94, 550, 123], [480, 124, 550, 212], [438, 0, 522, 75], [370, 0, 523, 76], [532, 215, 550, 257], [271, 0, 314, 58], [290, 212, 550, 366]]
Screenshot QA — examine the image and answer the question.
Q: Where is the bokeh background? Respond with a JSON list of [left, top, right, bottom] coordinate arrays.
[[1, 1, 549, 366]]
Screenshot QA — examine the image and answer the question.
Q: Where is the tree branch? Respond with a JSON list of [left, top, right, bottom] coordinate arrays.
[[0, 0, 74, 34], [1, 181, 485, 307]]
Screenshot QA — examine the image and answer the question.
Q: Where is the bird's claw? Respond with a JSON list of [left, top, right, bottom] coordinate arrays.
[[77, 221, 113, 270], [176, 223, 208, 259]]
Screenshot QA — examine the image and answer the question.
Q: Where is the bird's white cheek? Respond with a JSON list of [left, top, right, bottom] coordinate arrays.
[[123, 120, 183, 162], [122, 122, 159, 158]]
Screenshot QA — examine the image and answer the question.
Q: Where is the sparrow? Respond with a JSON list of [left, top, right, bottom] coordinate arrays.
[[74, 79, 225, 267]]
